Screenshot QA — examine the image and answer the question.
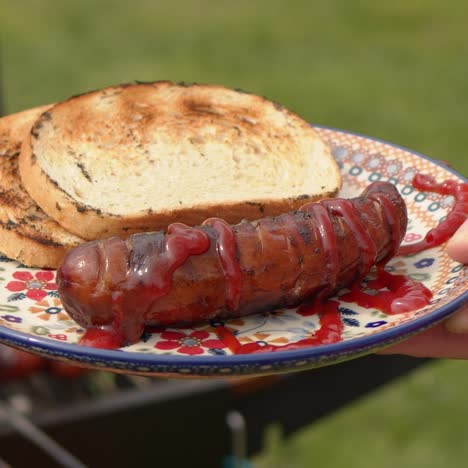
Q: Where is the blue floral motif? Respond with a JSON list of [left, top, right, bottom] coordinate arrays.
[[256, 341, 269, 347], [303, 320, 318, 329], [1, 314, 22, 323], [45, 307, 61, 315], [441, 195, 455, 208], [351, 152, 365, 163], [266, 311, 297, 325], [209, 319, 225, 327], [401, 185, 414, 195], [48, 290, 60, 298], [7, 292, 26, 302], [208, 348, 227, 356], [428, 202, 440, 212], [368, 157, 382, 169], [414, 258, 435, 269], [287, 327, 310, 334], [287, 327, 310, 341], [349, 166, 362, 176], [365, 320, 387, 328], [451, 264, 464, 273], [343, 317, 360, 327], [141, 330, 153, 342], [339, 307, 359, 316], [332, 146, 348, 161]]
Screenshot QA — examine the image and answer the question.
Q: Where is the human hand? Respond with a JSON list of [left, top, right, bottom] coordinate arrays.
[[379, 219, 468, 358]]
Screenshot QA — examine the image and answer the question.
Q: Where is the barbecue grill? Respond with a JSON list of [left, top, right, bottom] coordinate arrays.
[[0, 353, 428, 467]]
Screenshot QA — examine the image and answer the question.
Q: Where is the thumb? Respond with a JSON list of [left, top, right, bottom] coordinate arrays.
[[445, 304, 468, 334], [446, 218, 468, 264]]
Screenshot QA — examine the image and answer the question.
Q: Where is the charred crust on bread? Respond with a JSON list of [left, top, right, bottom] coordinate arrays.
[[76, 162, 92, 182], [294, 194, 310, 201], [184, 99, 221, 116], [177, 81, 196, 87], [44, 173, 107, 216], [234, 88, 253, 95], [22, 233, 64, 247], [30, 126, 40, 140], [0, 221, 64, 246], [47, 176, 60, 188], [74, 203, 107, 215], [272, 101, 285, 111], [245, 201, 266, 213], [2, 219, 17, 230]]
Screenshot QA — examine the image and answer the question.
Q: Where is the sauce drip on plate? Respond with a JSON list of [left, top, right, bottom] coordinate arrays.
[[398, 174, 468, 255]]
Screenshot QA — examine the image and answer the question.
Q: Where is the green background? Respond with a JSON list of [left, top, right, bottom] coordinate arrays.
[[1, 1, 467, 466]]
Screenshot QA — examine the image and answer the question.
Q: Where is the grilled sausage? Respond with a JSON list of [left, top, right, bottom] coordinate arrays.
[[57, 182, 407, 347]]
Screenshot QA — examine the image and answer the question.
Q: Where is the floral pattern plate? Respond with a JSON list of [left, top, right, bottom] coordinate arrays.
[[0, 127, 466, 377]]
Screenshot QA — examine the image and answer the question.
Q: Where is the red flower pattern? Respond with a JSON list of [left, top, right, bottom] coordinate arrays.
[[6, 271, 56, 301], [155, 330, 226, 355], [48, 334, 67, 341]]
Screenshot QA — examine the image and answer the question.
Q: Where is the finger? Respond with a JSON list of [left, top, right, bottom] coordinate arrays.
[[446, 218, 468, 264], [379, 321, 468, 359], [445, 304, 468, 333]]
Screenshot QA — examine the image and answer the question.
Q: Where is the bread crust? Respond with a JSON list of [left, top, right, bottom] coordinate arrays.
[[0, 106, 84, 267], [20, 81, 341, 240]]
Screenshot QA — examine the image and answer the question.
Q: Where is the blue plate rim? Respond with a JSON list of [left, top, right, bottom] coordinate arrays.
[[0, 126, 466, 372]]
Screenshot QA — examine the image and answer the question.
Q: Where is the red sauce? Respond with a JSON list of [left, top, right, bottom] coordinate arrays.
[[321, 199, 377, 279], [80, 223, 211, 349], [203, 218, 242, 311], [340, 267, 433, 314], [215, 300, 343, 354], [80, 327, 124, 349], [398, 174, 468, 255], [143, 222, 211, 292], [221, 266, 434, 355]]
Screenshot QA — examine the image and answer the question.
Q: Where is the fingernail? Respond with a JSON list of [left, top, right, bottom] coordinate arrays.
[[446, 219, 468, 264], [445, 305, 468, 333]]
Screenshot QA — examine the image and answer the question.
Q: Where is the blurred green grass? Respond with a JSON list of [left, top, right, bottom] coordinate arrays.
[[1, 0, 467, 175], [1, 1, 467, 466]]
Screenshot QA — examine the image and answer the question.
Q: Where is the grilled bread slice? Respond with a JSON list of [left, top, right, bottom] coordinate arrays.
[[19, 81, 341, 240], [0, 106, 84, 267]]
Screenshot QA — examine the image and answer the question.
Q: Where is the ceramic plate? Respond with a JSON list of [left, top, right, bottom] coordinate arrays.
[[0, 127, 466, 377]]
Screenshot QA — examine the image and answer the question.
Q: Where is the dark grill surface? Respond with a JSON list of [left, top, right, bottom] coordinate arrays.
[[0, 349, 429, 468]]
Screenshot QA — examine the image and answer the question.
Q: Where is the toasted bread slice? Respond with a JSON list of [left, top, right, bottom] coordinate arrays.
[[19, 81, 341, 240], [0, 106, 84, 267]]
